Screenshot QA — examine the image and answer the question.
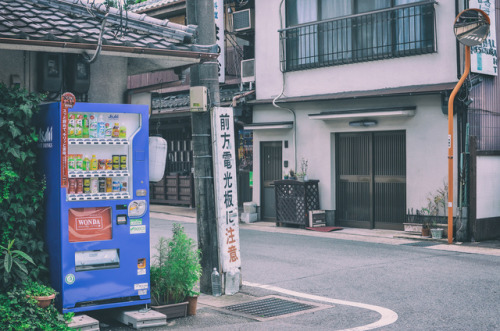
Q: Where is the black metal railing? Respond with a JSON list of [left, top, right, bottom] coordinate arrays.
[[468, 109, 500, 151], [280, 1, 436, 72]]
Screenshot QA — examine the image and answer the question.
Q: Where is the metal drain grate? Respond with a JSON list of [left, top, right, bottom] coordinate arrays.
[[401, 241, 441, 247], [224, 297, 317, 318]]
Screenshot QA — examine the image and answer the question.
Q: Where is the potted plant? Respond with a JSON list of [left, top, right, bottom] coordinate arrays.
[[24, 280, 57, 308], [421, 219, 431, 237], [150, 224, 202, 319], [430, 221, 444, 239], [297, 158, 308, 181]]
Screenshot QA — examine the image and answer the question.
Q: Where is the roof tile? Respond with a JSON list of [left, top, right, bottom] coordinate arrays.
[[0, 0, 215, 55]]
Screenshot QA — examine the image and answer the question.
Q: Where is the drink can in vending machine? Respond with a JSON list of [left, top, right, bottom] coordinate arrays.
[[76, 178, 83, 194], [112, 155, 120, 170], [83, 178, 91, 194], [121, 181, 127, 192], [112, 179, 120, 192], [68, 178, 76, 194], [98, 159, 106, 170], [105, 159, 113, 170], [98, 177, 106, 193], [90, 178, 98, 194], [120, 155, 127, 170], [106, 177, 112, 192]]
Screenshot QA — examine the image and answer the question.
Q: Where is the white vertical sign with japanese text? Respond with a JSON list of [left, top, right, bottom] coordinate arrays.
[[214, 0, 225, 83], [470, 0, 498, 76], [212, 107, 240, 271]]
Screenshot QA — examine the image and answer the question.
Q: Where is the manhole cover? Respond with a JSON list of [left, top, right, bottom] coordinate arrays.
[[401, 241, 441, 247], [223, 296, 321, 320]]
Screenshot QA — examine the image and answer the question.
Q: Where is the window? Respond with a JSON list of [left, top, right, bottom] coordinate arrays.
[[281, 0, 436, 71]]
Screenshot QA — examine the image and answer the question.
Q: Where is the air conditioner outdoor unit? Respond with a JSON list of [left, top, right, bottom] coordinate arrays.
[[241, 59, 255, 83], [232, 9, 254, 32]]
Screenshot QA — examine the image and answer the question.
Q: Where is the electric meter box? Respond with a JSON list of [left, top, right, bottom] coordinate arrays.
[[35, 102, 151, 313], [190, 86, 208, 112]]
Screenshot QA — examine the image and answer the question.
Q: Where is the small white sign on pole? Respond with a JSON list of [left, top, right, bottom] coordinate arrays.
[[470, 0, 498, 76], [212, 107, 240, 271], [214, 0, 225, 83]]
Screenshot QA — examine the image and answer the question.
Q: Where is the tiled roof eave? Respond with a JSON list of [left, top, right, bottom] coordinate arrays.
[[0, 37, 218, 61]]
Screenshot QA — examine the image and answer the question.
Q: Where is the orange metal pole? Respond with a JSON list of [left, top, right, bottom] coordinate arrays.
[[448, 45, 471, 244]]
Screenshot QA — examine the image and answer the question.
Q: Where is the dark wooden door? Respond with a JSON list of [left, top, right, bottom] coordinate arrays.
[[336, 131, 406, 230], [261, 141, 282, 220]]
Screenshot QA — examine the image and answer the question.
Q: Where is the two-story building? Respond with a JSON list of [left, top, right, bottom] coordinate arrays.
[[247, 0, 500, 240]]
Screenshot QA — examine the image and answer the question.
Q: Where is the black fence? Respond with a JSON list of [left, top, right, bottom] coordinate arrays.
[[468, 109, 500, 152], [280, 1, 436, 72]]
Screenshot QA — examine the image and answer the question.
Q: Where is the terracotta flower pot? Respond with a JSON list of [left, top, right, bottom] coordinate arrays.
[[187, 295, 199, 316], [422, 228, 430, 237], [30, 293, 56, 308]]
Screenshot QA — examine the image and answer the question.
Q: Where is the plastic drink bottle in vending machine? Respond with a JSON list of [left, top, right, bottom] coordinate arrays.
[[68, 154, 75, 171], [89, 114, 97, 138], [90, 178, 98, 193], [75, 114, 83, 138], [90, 155, 98, 171], [105, 122, 112, 138], [97, 114, 106, 138], [82, 114, 89, 138], [68, 114, 75, 138], [112, 123, 120, 138], [76, 154, 83, 171], [82, 155, 90, 171], [119, 125, 127, 138]]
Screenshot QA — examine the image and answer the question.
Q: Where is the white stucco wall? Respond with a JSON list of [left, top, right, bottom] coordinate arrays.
[[476, 156, 500, 219], [255, 1, 458, 100], [252, 95, 458, 215]]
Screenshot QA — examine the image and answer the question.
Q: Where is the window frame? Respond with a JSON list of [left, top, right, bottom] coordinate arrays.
[[282, 0, 437, 72]]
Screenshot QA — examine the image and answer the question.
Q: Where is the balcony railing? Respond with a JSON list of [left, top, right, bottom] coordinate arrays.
[[279, 1, 437, 72]]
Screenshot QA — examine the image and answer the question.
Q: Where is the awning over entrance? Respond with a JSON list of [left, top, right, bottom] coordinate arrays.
[[308, 106, 416, 121], [243, 121, 294, 130], [248, 82, 457, 105]]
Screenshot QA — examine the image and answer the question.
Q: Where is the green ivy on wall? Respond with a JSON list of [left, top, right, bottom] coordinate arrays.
[[0, 84, 48, 283]]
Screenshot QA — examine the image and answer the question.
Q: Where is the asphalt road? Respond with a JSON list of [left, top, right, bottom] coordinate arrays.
[[96, 216, 500, 330]]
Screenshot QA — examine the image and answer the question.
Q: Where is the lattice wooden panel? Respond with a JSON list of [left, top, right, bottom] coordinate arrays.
[[274, 180, 319, 226]]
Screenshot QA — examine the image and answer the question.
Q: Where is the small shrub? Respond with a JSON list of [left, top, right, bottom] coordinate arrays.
[[23, 279, 57, 297], [151, 224, 201, 305], [0, 288, 72, 331], [0, 239, 35, 291]]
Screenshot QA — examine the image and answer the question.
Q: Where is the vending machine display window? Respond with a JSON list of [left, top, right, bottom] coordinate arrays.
[[69, 207, 112, 242], [75, 249, 120, 272]]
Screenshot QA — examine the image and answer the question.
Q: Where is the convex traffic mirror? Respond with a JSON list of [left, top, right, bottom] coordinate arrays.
[[454, 8, 490, 46]]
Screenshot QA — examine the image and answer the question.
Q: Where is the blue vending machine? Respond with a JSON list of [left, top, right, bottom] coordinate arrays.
[[36, 99, 150, 313]]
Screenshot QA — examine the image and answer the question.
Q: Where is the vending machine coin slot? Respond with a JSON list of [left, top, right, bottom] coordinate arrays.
[[116, 214, 127, 225]]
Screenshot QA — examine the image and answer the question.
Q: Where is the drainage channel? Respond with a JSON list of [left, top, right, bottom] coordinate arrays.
[[222, 295, 332, 321]]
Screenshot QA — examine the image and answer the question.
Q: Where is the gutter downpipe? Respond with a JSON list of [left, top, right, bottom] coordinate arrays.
[[232, 90, 255, 107]]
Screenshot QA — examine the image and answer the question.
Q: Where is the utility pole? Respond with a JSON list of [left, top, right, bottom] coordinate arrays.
[[186, 0, 220, 293]]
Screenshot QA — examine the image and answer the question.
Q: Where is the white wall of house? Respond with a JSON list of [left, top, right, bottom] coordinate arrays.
[[476, 156, 500, 219], [252, 95, 458, 217], [255, 1, 458, 101]]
